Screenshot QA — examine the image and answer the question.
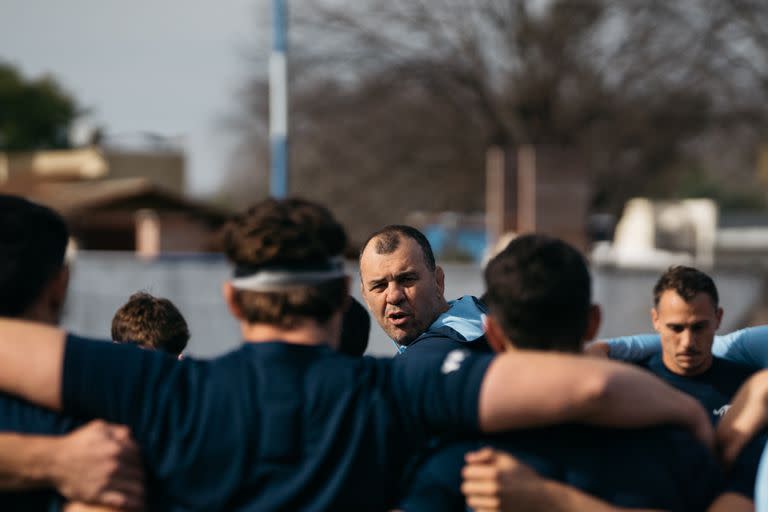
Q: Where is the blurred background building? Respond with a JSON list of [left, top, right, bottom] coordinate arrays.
[[6, 0, 768, 354]]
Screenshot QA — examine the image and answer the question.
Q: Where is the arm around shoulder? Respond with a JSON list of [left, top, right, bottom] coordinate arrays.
[[0, 422, 144, 509], [0, 319, 66, 410], [478, 350, 713, 448]]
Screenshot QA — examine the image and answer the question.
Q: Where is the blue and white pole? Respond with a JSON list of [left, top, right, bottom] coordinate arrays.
[[269, 0, 289, 198]]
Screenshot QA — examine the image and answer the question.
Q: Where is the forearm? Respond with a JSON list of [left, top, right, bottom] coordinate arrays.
[[716, 370, 768, 465], [0, 433, 60, 490], [0, 319, 65, 410], [63, 503, 120, 512], [707, 493, 753, 512], [589, 362, 709, 433], [604, 334, 661, 361], [479, 352, 710, 444]]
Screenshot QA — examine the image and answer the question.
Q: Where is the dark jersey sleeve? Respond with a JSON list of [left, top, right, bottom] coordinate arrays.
[[61, 335, 255, 508], [400, 442, 479, 512], [62, 335, 182, 425], [391, 348, 493, 442], [62, 336, 211, 472], [0, 392, 80, 434]]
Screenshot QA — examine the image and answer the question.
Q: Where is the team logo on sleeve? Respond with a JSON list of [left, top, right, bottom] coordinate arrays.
[[713, 404, 731, 417], [441, 349, 469, 374]]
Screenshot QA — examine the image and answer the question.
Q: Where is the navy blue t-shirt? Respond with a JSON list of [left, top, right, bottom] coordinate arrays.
[[402, 296, 492, 357], [61, 336, 493, 510], [0, 393, 82, 511], [401, 425, 722, 512], [640, 354, 756, 424], [640, 353, 757, 499]]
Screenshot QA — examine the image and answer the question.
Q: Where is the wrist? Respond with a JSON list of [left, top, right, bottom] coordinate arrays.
[[0, 433, 61, 489], [42, 435, 69, 490]]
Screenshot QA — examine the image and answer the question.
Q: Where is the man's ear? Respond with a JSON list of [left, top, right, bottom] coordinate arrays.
[[715, 307, 724, 330], [26, 265, 70, 325], [651, 307, 661, 333], [359, 279, 374, 311], [222, 282, 245, 321], [435, 265, 445, 296], [49, 265, 70, 311], [583, 304, 602, 342], [484, 315, 510, 354]]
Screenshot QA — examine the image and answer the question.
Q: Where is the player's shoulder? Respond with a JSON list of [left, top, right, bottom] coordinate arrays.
[[711, 356, 758, 384]]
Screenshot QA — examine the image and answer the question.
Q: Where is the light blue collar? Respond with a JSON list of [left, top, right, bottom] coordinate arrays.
[[395, 295, 486, 354], [429, 295, 486, 342]]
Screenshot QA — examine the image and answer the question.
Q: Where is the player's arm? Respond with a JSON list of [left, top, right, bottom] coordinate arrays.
[[461, 448, 663, 512], [0, 422, 144, 510], [706, 493, 754, 512], [716, 370, 768, 466], [599, 326, 768, 367], [0, 319, 65, 410], [478, 350, 713, 448], [0, 433, 59, 490], [583, 340, 610, 357], [62, 504, 122, 512], [600, 334, 661, 361]]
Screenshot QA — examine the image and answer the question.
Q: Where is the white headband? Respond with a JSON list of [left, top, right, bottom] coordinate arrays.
[[230, 257, 347, 291]]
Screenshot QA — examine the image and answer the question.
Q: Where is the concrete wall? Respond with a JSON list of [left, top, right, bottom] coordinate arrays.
[[63, 253, 765, 359]]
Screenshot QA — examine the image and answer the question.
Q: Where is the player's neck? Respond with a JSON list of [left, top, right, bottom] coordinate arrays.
[[240, 319, 334, 348]]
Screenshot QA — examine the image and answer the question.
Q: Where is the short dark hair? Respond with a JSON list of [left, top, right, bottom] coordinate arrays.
[[359, 225, 436, 272], [484, 234, 591, 352], [0, 195, 69, 317], [653, 266, 719, 308], [222, 198, 348, 328], [111, 292, 190, 356]]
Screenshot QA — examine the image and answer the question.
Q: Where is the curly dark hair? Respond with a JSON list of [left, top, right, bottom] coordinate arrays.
[[111, 292, 189, 356], [222, 198, 349, 328]]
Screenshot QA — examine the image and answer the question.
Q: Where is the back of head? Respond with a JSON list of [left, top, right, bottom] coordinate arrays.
[[223, 198, 349, 327], [484, 234, 591, 352], [653, 265, 719, 308], [0, 195, 69, 317], [111, 292, 190, 356]]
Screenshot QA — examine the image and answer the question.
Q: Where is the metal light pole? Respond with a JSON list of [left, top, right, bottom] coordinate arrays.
[[269, 0, 288, 198]]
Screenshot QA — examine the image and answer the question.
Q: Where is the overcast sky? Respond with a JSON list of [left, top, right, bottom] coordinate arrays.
[[0, 0, 267, 196]]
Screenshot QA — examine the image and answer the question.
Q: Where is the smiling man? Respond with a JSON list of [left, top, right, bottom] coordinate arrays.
[[359, 225, 488, 355]]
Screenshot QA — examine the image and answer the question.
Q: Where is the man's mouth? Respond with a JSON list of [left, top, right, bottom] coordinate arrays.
[[387, 311, 411, 327]]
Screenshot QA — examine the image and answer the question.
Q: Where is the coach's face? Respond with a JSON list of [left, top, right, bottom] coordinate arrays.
[[360, 237, 447, 346], [652, 290, 722, 377]]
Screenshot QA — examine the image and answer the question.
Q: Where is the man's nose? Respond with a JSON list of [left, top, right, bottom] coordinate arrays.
[[679, 329, 695, 351], [386, 283, 405, 304]]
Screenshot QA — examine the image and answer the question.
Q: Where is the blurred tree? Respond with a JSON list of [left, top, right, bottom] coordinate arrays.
[[0, 62, 78, 150], [224, 0, 768, 244]]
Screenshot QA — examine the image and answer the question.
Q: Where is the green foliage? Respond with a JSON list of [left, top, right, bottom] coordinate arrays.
[[648, 162, 768, 211], [678, 167, 767, 211], [0, 62, 77, 150]]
